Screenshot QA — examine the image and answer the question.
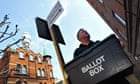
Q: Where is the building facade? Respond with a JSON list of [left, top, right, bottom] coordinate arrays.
[[0, 47, 55, 84], [87, 0, 140, 57], [87, 0, 140, 82]]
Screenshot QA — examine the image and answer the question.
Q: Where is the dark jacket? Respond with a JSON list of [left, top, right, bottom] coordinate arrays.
[[74, 40, 100, 58]]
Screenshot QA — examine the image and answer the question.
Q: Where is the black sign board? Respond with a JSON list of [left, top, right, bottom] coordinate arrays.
[[51, 24, 65, 45], [35, 17, 52, 41], [65, 35, 133, 84], [35, 17, 65, 45]]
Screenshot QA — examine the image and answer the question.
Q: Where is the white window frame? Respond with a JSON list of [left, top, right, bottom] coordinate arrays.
[[50, 70, 53, 78], [41, 69, 45, 77], [37, 69, 41, 76], [19, 52, 24, 58], [29, 54, 34, 61], [38, 57, 42, 63], [48, 59, 51, 65], [99, 0, 103, 4], [23, 81, 27, 84], [118, 30, 127, 41], [114, 12, 126, 26]]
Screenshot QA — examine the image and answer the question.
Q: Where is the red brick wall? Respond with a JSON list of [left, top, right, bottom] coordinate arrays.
[[0, 47, 56, 84], [87, 0, 128, 47], [0, 49, 11, 84]]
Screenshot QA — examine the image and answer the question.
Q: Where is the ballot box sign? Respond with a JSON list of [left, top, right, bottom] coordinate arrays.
[[65, 35, 133, 84], [81, 55, 105, 77]]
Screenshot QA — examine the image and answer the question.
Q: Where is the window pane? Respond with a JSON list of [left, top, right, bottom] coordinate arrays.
[[38, 57, 42, 63], [48, 59, 51, 65], [99, 0, 103, 4], [50, 71, 53, 78], [29, 55, 34, 61], [22, 66, 27, 74], [16, 81, 22, 84], [41, 69, 45, 77], [118, 30, 127, 40], [16, 64, 21, 73], [37, 69, 41, 76], [19, 52, 24, 58], [22, 81, 27, 84], [114, 12, 126, 26]]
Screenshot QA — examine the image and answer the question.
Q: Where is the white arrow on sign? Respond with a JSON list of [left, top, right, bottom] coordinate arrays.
[[47, 1, 64, 28]]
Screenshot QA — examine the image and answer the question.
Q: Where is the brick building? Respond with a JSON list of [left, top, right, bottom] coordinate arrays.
[[87, 0, 140, 57], [87, 0, 140, 82], [0, 47, 55, 84]]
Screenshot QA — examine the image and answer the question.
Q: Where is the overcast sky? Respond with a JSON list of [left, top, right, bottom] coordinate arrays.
[[0, 0, 114, 80]]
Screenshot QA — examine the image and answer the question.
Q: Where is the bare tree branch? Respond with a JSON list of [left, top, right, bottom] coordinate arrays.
[[0, 14, 20, 55], [0, 37, 24, 54], [0, 14, 11, 27], [0, 25, 9, 39], [0, 25, 19, 43]]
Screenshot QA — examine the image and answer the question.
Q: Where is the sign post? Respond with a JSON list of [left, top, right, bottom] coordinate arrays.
[[50, 26, 69, 84], [47, 1, 69, 84], [36, 1, 68, 84]]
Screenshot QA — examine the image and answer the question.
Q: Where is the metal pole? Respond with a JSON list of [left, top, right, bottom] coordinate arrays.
[[49, 28, 69, 84]]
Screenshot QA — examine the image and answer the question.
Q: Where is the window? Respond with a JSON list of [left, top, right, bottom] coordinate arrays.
[[113, 12, 126, 26], [29, 54, 34, 61], [48, 59, 51, 65], [41, 69, 45, 77], [16, 64, 21, 73], [98, 0, 104, 4], [19, 52, 24, 58], [16, 64, 27, 74], [22, 65, 27, 74], [16, 81, 22, 84], [38, 57, 42, 63], [23, 81, 27, 84], [16, 81, 27, 84], [118, 30, 127, 41], [37, 68, 41, 76], [50, 70, 53, 78]]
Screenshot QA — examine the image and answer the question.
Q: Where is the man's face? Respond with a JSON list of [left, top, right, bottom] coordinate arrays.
[[78, 29, 90, 42]]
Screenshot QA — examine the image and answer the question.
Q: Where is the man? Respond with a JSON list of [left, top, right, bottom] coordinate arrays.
[[74, 28, 99, 58], [73, 28, 130, 84]]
